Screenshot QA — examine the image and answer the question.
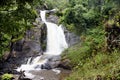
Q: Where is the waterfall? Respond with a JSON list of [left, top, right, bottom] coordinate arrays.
[[16, 10, 68, 73], [41, 11, 68, 55], [40, 11, 46, 22]]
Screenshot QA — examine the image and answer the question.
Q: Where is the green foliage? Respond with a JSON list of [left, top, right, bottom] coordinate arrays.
[[83, 9, 101, 27], [57, 0, 119, 35], [1, 73, 13, 80], [60, 4, 87, 34], [0, 0, 38, 58], [63, 26, 105, 67], [61, 0, 120, 79], [65, 50, 120, 80], [42, 0, 120, 79], [59, 0, 104, 34], [63, 26, 120, 80], [44, 0, 69, 10]]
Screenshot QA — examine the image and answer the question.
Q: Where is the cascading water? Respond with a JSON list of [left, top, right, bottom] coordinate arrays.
[[16, 10, 68, 77], [42, 12, 68, 55]]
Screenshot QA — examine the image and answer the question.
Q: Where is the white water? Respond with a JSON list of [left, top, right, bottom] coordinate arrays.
[[16, 10, 68, 75]]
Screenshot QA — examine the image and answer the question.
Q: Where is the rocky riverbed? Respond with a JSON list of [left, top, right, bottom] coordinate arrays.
[[13, 68, 71, 80]]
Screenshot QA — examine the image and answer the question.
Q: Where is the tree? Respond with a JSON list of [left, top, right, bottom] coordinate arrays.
[[0, 0, 37, 59]]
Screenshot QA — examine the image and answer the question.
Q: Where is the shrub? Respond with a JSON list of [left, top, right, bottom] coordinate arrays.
[[1, 73, 13, 80]]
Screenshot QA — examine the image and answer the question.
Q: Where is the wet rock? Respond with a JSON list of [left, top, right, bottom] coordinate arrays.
[[30, 70, 59, 80], [61, 25, 80, 47], [19, 78, 31, 80], [18, 70, 32, 80], [47, 15, 59, 24], [40, 23, 47, 51], [46, 9, 58, 14], [35, 55, 61, 69], [22, 41, 41, 57], [41, 63, 52, 70], [58, 59, 71, 70], [47, 56, 61, 68], [29, 69, 71, 80], [34, 18, 42, 25], [13, 39, 24, 52]]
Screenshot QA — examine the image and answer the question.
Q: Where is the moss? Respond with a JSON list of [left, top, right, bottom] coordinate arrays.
[[1, 73, 13, 80]]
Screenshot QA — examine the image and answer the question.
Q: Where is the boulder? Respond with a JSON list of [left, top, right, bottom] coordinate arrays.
[[58, 59, 71, 70]]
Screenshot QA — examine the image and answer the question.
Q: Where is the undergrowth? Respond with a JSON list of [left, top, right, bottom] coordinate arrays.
[[63, 26, 120, 80]]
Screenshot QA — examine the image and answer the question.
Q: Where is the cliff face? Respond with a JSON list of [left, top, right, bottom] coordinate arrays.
[[0, 17, 47, 74]]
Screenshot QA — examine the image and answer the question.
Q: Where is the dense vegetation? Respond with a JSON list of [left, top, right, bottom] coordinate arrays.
[[58, 0, 120, 79], [0, 0, 120, 79], [45, 0, 120, 79], [63, 27, 120, 79], [0, 0, 39, 58]]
